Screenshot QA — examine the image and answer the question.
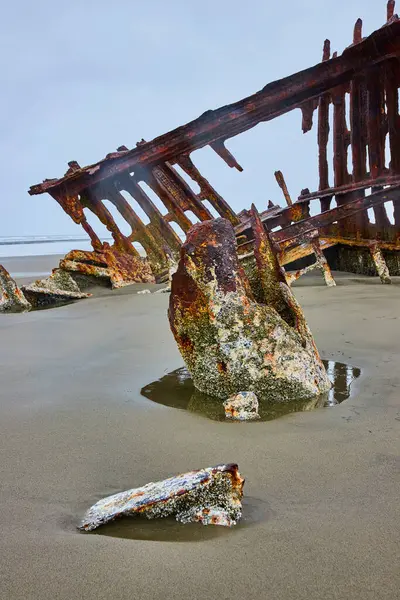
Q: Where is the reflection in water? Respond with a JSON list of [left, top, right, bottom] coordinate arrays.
[[324, 360, 360, 406], [141, 361, 361, 422]]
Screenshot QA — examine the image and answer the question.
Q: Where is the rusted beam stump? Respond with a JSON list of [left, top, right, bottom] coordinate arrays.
[[0, 265, 31, 313], [284, 261, 322, 286], [168, 218, 330, 403], [310, 238, 336, 287], [369, 244, 392, 284], [274, 171, 293, 206]]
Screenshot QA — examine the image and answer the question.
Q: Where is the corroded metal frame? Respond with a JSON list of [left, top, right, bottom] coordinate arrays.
[[28, 1, 400, 285]]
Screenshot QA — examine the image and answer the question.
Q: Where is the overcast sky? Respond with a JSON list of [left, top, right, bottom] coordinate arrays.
[[0, 0, 387, 238]]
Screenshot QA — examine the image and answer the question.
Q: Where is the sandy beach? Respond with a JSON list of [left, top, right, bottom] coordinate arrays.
[[0, 257, 399, 600]]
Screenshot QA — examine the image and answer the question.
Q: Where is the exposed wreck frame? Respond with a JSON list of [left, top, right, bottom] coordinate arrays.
[[29, 1, 400, 286]]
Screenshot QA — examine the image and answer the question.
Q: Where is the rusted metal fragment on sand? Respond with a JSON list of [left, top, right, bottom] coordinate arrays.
[[21, 269, 91, 308], [79, 464, 244, 531], [0, 265, 31, 313], [60, 247, 155, 288]]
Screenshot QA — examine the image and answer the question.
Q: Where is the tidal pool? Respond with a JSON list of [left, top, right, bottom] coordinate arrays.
[[141, 361, 361, 422]]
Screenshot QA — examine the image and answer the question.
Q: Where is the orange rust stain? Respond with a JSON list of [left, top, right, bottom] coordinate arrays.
[[217, 361, 227, 373], [178, 335, 195, 355]]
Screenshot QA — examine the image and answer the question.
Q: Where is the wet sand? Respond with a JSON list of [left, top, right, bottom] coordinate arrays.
[[1, 254, 64, 283], [0, 259, 399, 600]]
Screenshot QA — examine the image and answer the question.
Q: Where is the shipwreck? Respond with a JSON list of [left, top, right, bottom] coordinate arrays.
[[27, 1, 400, 289]]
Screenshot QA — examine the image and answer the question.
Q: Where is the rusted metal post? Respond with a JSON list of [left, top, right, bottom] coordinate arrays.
[[210, 141, 243, 171], [369, 244, 391, 283], [353, 18, 363, 44], [385, 58, 400, 174], [332, 85, 350, 189], [367, 67, 386, 180], [311, 238, 336, 287], [388, 0, 396, 21], [274, 171, 293, 206], [318, 40, 331, 192]]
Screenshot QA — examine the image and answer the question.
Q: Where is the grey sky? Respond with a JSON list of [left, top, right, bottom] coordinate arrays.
[[0, 0, 385, 238]]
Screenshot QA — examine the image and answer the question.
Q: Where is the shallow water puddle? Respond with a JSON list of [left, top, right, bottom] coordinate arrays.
[[141, 361, 361, 422], [89, 497, 270, 542]]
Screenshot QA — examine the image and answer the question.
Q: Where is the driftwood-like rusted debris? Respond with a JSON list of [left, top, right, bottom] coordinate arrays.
[[79, 464, 244, 531], [28, 1, 400, 285]]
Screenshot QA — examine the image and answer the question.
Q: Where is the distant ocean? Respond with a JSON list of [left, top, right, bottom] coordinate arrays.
[[0, 235, 112, 258]]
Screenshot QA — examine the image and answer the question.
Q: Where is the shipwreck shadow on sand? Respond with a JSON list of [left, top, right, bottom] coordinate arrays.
[[88, 496, 271, 542], [141, 361, 361, 422]]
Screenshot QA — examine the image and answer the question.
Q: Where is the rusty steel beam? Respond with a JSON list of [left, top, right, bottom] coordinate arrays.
[[102, 186, 167, 269], [84, 189, 140, 256], [210, 141, 243, 171], [29, 18, 400, 199], [279, 238, 337, 266], [237, 186, 400, 248], [117, 174, 182, 253], [298, 173, 400, 201], [350, 75, 368, 182], [138, 169, 193, 233], [153, 163, 213, 222], [317, 40, 331, 192], [273, 187, 400, 245], [367, 66, 387, 180], [320, 236, 400, 251], [332, 83, 350, 188], [175, 154, 239, 225], [385, 58, 400, 174]]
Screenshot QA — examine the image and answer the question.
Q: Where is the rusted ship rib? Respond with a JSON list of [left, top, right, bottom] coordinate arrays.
[[29, 1, 400, 286]]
